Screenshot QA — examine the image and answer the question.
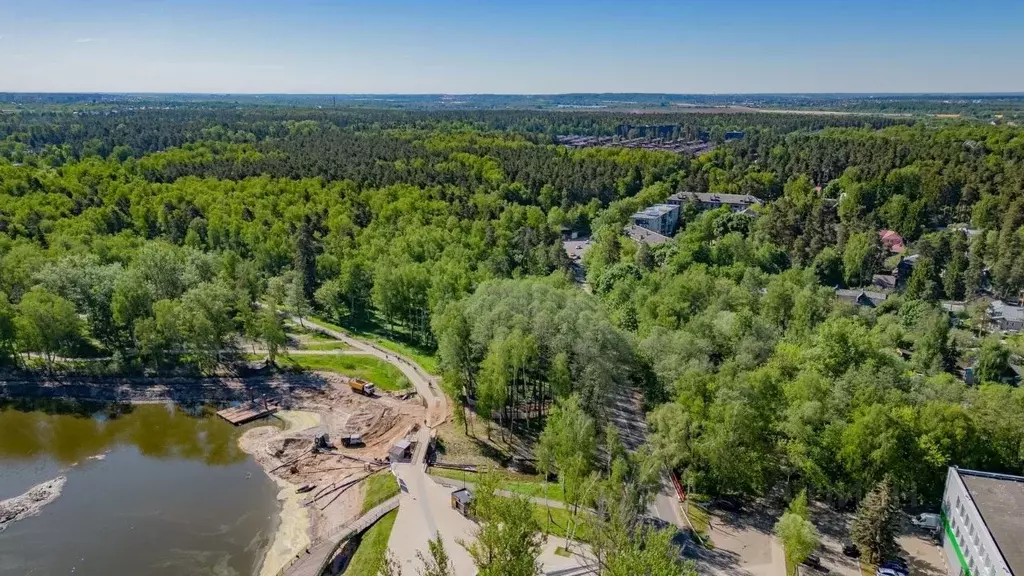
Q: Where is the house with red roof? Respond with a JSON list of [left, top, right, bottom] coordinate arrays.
[[879, 229, 906, 254]]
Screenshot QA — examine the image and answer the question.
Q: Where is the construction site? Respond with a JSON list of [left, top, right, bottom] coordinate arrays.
[[238, 372, 427, 548]]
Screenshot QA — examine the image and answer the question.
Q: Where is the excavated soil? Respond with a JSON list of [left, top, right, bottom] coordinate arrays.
[[238, 372, 425, 575]]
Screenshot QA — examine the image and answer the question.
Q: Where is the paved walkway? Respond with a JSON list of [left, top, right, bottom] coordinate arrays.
[[281, 496, 400, 576], [292, 316, 465, 573]]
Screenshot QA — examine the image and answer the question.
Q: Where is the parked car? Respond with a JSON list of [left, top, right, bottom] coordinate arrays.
[[876, 569, 902, 576], [882, 557, 909, 572], [879, 558, 909, 576], [801, 554, 822, 568], [911, 512, 941, 531], [842, 542, 860, 558]]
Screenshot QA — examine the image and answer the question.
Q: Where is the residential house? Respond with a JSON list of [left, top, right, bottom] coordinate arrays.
[[879, 229, 906, 254], [835, 289, 889, 308], [667, 191, 762, 213], [872, 274, 897, 292], [631, 203, 679, 237], [988, 300, 1024, 333]]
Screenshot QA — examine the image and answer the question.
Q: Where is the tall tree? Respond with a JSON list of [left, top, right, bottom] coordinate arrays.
[[976, 337, 1010, 383], [774, 490, 820, 575], [259, 301, 287, 365], [851, 478, 901, 564], [537, 394, 597, 520], [466, 472, 544, 576], [15, 288, 81, 368], [0, 292, 18, 365]]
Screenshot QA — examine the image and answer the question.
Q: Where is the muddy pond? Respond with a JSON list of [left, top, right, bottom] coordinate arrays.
[[0, 400, 279, 576]]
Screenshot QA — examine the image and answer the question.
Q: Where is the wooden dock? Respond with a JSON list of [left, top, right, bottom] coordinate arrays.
[[216, 400, 279, 425]]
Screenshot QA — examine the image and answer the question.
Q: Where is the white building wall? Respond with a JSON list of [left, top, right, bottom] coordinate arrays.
[[940, 468, 1013, 576]]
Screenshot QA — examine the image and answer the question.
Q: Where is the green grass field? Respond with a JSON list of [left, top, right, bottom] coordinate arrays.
[[308, 314, 440, 374], [427, 467, 565, 502], [299, 341, 349, 351], [361, 472, 401, 515], [343, 509, 398, 576], [520, 499, 592, 542], [268, 354, 411, 391]]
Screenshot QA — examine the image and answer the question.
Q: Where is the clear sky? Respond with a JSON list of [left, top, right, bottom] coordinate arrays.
[[2, 0, 1022, 94]]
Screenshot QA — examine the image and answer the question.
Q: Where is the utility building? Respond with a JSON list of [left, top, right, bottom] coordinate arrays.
[[940, 467, 1024, 576]]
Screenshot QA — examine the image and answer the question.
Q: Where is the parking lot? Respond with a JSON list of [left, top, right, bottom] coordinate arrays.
[[693, 501, 948, 576]]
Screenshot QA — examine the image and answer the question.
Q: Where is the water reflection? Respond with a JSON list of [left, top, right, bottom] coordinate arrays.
[[0, 400, 249, 466]]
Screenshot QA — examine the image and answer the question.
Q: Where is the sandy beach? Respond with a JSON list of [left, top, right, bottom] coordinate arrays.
[[242, 410, 322, 576]]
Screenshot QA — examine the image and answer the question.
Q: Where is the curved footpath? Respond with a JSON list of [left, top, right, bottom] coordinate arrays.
[[288, 316, 447, 431], [288, 317, 483, 574]]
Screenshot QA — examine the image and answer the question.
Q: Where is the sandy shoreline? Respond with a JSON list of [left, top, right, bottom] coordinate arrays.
[[243, 410, 321, 576]]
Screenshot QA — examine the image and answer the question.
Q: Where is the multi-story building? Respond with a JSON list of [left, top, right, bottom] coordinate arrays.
[[940, 467, 1023, 576], [630, 204, 679, 237], [667, 191, 762, 214]]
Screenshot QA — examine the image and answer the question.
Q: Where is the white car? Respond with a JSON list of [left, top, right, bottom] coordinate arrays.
[[910, 512, 941, 531]]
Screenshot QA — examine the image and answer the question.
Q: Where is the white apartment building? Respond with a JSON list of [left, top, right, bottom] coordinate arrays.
[[940, 467, 1023, 576]]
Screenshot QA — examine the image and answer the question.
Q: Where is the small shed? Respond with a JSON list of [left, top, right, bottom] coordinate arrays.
[[389, 438, 413, 462], [451, 488, 473, 516]]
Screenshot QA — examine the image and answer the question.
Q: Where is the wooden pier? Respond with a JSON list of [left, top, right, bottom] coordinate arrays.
[[216, 400, 279, 425]]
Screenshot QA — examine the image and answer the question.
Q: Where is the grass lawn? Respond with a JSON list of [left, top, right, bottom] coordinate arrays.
[[308, 314, 440, 374], [299, 341, 349, 351], [524, 499, 592, 543], [687, 500, 711, 535], [273, 354, 410, 391], [362, 472, 400, 515], [427, 467, 564, 503], [343, 509, 398, 576]]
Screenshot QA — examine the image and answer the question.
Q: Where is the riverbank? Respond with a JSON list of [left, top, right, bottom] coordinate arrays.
[[0, 372, 329, 404], [241, 410, 324, 576]]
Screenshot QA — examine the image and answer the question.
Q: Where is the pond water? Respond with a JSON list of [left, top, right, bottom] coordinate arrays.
[[0, 400, 279, 576]]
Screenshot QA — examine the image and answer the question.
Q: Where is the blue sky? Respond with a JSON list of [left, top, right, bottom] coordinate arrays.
[[1, 0, 1022, 94]]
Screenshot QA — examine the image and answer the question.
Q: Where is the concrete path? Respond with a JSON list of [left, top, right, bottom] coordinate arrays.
[[287, 315, 447, 428], [281, 495, 400, 576], [292, 316, 469, 573], [387, 464, 478, 575]]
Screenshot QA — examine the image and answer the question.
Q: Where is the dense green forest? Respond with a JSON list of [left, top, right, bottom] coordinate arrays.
[[2, 105, 1024, 514]]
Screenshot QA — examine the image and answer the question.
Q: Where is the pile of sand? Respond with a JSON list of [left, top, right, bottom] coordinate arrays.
[[0, 476, 67, 531]]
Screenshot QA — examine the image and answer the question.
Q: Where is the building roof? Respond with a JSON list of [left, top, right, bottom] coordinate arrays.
[[624, 224, 670, 246], [392, 438, 412, 450], [632, 203, 678, 219], [451, 488, 473, 504], [957, 468, 1024, 576], [669, 191, 762, 207], [835, 289, 888, 307], [879, 229, 906, 253], [872, 274, 897, 291], [990, 301, 1024, 322]]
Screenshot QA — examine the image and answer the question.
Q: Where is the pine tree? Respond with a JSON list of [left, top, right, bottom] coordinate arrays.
[[851, 478, 901, 563]]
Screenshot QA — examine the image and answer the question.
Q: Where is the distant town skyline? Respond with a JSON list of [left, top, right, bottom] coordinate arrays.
[[2, 0, 1023, 94]]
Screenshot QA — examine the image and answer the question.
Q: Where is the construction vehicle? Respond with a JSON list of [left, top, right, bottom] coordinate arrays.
[[349, 379, 376, 396]]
